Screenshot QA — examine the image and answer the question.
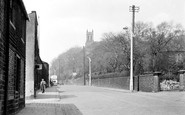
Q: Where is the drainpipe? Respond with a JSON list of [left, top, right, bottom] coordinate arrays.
[[4, 0, 10, 115]]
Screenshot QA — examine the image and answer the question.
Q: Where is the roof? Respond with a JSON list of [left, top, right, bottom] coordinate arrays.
[[19, 0, 29, 20], [29, 11, 38, 25]]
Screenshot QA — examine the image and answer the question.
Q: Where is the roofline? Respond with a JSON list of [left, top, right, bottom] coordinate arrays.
[[19, 0, 29, 20], [161, 50, 185, 53], [30, 11, 38, 25]]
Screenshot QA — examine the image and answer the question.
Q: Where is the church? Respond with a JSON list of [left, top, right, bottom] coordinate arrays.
[[85, 30, 94, 47]]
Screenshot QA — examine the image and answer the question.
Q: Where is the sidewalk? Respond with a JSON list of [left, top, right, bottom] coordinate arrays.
[[17, 86, 82, 115]]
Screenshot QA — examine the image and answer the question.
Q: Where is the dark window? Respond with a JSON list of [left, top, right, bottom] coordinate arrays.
[[21, 14, 26, 42], [10, 0, 15, 24]]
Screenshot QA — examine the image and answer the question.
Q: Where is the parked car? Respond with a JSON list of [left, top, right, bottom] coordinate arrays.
[[52, 80, 57, 86]]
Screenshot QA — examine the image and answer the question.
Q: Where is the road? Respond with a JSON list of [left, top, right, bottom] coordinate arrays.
[[18, 85, 185, 115]]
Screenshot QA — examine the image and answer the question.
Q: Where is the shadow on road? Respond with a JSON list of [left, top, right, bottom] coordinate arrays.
[[59, 95, 77, 99], [36, 93, 57, 99], [36, 92, 77, 99], [44, 86, 62, 92], [35, 86, 78, 100]]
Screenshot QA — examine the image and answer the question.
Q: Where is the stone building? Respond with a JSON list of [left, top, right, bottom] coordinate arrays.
[[26, 11, 49, 98], [26, 11, 39, 98], [85, 30, 94, 47], [0, 0, 28, 114]]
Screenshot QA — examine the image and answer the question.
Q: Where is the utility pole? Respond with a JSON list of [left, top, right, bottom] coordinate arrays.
[[129, 5, 139, 91], [83, 46, 86, 85], [59, 59, 60, 83], [129, 5, 139, 33], [87, 57, 92, 86]]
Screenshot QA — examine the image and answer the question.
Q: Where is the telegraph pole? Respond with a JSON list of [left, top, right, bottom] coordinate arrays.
[[59, 59, 60, 83], [129, 5, 139, 34], [129, 5, 139, 91]]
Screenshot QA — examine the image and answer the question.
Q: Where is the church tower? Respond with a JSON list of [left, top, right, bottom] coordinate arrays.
[[85, 30, 94, 46]]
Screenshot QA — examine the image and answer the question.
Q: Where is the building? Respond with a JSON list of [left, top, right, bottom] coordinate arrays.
[[0, 0, 28, 114], [26, 11, 49, 99], [85, 30, 94, 47], [26, 11, 39, 98]]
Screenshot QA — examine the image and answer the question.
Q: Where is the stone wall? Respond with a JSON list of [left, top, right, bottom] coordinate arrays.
[[138, 74, 155, 92], [73, 73, 161, 92], [92, 77, 129, 90]]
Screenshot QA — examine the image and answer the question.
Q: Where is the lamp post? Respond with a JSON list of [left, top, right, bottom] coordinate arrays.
[[87, 57, 92, 86]]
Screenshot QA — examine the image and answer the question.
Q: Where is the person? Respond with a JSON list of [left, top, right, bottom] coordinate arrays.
[[40, 79, 46, 93]]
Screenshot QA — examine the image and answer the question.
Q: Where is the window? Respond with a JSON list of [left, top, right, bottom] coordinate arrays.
[[10, 0, 16, 29], [21, 14, 26, 43]]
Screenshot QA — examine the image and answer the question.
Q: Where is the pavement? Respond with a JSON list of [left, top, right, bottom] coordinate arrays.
[[17, 86, 83, 115], [16, 85, 185, 115]]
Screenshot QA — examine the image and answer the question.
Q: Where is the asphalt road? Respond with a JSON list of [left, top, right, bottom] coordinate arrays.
[[57, 85, 185, 115], [18, 85, 185, 115]]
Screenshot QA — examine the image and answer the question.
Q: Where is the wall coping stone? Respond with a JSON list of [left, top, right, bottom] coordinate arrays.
[[178, 70, 185, 74], [153, 72, 162, 76]]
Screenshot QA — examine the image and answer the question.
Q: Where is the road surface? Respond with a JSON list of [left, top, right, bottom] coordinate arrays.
[[18, 85, 185, 115]]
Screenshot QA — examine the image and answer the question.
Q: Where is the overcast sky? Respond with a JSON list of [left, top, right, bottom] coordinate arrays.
[[23, 0, 185, 64]]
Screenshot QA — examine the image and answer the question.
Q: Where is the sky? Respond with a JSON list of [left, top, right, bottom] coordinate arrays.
[[22, 0, 185, 64]]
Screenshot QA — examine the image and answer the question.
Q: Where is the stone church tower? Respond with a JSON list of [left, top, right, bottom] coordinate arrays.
[[85, 30, 94, 46]]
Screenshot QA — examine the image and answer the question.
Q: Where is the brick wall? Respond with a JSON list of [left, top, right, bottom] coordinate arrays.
[[72, 77, 84, 85], [3, 0, 27, 114], [92, 77, 130, 90], [72, 73, 160, 92], [0, 0, 7, 114], [72, 73, 130, 90], [137, 74, 155, 92]]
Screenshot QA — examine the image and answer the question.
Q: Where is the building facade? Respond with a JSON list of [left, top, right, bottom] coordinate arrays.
[[0, 0, 28, 114], [26, 11, 39, 98], [26, 11, 49, 98]]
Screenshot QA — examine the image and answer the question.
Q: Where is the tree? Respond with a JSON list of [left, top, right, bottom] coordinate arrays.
[[50, 21, 185, 82], [50, 47, 83, 82], [92, 32, 130, 73]]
